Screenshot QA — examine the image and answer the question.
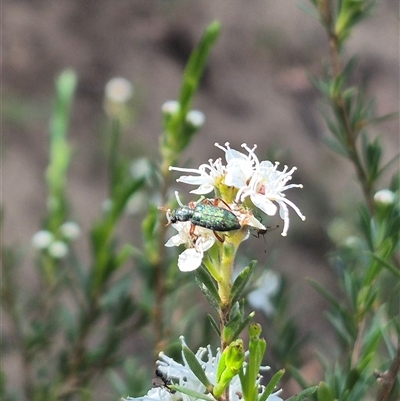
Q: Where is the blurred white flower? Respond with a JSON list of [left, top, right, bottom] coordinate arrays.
[[32, 230, 54, 250], [102, 199, 113, 213], [48, 241, 68, 259], [162, 100, 180, 115], [247, 270, 281, 317], [126, 192, 148, 215], [105, 77, 133, 103], [130, 158, 153, 180], [186, 110, 205, 128], [374, 189, 395, 206], [343, 236, 361, 248], [60, 222, 80, 240]]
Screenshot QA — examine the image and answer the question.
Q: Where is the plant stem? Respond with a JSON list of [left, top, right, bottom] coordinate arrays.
[[376, 346, 400, 401], [153, 171, 171, 355], [321, 0, 375, 212]]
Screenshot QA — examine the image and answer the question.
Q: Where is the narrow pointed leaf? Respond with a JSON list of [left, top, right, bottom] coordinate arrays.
[[195, 274, 220, 312], [182, 345, 213, 391], [195, 266, 220, 302], [231, 261, 257, 305], [317, 382, 334, 401], [170, 384, 211, 401], [207, 314, 221, 336], [286, 386, 318, 401], [369, 253, 400, 279], [230, 312, 255, 342], [259, 369, 285, 401]]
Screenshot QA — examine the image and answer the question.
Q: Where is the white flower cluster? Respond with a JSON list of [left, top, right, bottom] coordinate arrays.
[[170, 143, 305, 237], [123, 337, 283, 401], [164, 143, 305, 271], [31, 222, 80, 259]]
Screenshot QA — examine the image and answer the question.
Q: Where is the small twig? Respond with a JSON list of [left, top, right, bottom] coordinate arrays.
[[376, 346, 400, 401], [351, 318, 366, 368]]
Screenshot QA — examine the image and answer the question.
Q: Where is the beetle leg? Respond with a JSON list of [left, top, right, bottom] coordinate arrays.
[[213, 231, 225, 243], [214, 197, 232, 210]]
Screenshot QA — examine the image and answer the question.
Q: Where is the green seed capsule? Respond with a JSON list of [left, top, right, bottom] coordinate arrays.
[[168, 201, 241, 232]]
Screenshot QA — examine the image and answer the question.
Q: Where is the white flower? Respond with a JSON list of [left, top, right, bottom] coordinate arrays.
[[48, 241, 68, 259], [247, 270, 281, 317], [169, 157, 225, 195], [60, 222, 81, 240], [165, 221, 216, 272], [105, 77, 133, 103], [374, 189, 395, 206], [216, 142, 257, 189], [123, 388, 173, 401], [102, 199, 113, 213], [130, 158, 153, 180], [123, 337, 283, 401], [234, 145, 305, 237], [168, 143, 305, 236], [186, 110, 205, 128], [155, 336, 283, 401], [162, 100, 180, 115], [32, 230, 54, 250]]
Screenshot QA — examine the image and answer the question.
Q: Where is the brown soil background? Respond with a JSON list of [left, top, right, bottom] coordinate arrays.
[[3, 0, 399, 399]]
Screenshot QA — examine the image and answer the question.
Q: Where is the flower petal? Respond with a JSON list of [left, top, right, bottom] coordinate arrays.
[[250, 194, 278, 216], [178, 248, 203, 272]]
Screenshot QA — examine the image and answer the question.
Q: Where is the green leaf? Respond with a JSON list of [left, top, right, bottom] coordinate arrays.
[[286, 365, 311, 390], [344, 368, 360, 392], [308, 279, 344, 312], [326, 312, 354, 345], [50, 69, 77, 141], [207, 314, 221, 336], [227, 311, 255, 344], [170, 384, 211, 401], [259, 369, 285, 401], [46, 69, 77, 227], [115, 244, 135, 268], [317, 382, 334, 401], [231, 261, 257, 305], [162, 21, 221, 163], [182, 344, 213, 391], [322, 135, 348, 157], [369, 253, 400, 279], [286, 386, 318, 401], [194, 267, 221, 312], [178, 21, 221, 115], [297, 2, 320, 20]]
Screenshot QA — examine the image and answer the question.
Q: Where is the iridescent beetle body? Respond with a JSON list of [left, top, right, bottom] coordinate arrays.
[[168, 201, 241, 232]]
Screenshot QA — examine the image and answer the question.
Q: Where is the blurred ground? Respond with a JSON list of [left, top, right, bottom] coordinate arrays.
[[2, 0, 399, 399]]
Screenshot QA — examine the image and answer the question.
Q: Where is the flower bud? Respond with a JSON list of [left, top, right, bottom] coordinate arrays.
[[60, 222, 80, 240], [374, 189, 395, 206], [186, 110, 205, 129], [105, 77, 133, 104], [48, 241, 68, 259], [161, 100, 180, 116], [32, 230, 54, 250]]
